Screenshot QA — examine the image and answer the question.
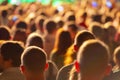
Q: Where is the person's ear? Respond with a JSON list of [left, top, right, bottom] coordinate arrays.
[[74, 45, 78, 52], [74, 61, 80, 73], [20, 65, 25, 74], [104, 64, 112, 76], [44, 63, 49, 71]]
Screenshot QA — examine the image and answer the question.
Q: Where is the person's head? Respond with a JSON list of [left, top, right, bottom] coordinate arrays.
[[57, 19, 64, 28], [74, 30, 95, 52], [113, 46, 120, 66], [104, 16, 113, 23], [89, 22, 104, 40], [16, 20, 27, 30], [0, 26, 11, 40], [20, 46, 48, 77], [1, 9, 8, 17], [64, 11, 75, 22], [12, 29, 27, 44], [0, 41, 24, 72], [55, 30, 72, 54], [25, 33, 44, 49], [35, 16, 46, 31], [67, 22, 78, 40], [104, 22, 116, 40], [75, 40, 111, 79], [92, 14, 102, 23], [44, 20, 57, 34]]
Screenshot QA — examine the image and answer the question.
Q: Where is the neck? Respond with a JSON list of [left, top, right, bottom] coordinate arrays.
[[26, 74, 45, 80]]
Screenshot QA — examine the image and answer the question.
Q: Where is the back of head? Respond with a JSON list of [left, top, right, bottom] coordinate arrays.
[[104, 16, 113, 23], [113, 46, 120, 65], [0, 41, 24, 67], [64, 11, 75, 22], [1, 9, 8, 17], [77, 40, 110, 76], [89, 22, 104, 39], [12, 29, 27, 44], [57, 19, 64, 28], [21, 46, 47, 73], [68, 22, 78, 33], [104, 22, 116, 36], [16, 21, 27, 30], [74, 30, 95, 48], [92, 14, 102, 23], [0, 26, 11, 40], [56, 31, 72, 53], [26, 33, 43, 48], [67, 15, 75, 22], [44, 20, 57, 34], [35, 16, 46, 29]]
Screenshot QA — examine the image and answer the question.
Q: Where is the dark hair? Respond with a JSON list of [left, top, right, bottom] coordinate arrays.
[[38, 18, 45, 28], [68, 23, 78, 32], [74, 30, 95, 48], [35, 16, 46, 29], [45, 20, 57, 34], [26, 33, 43, 49], [57, 20, 64, 28], [67, 15, 75, 21], [64, 12, 75, 22], [0, 26, 11, 40], [77, 40, 110, 76], [105, 16, 113, 23], [57, 31, 72, 54], [13, 29, 27, 44], [21, 46, 47, 73], [1, 10, 8, 17], [89, 23, 104, 40], [0, 41, 24, 67], [16, 21, 27, 29], [92, 14, 102, 23]]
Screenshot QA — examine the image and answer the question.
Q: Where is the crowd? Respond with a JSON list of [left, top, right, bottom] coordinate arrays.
[[0, 0, 120, 80]]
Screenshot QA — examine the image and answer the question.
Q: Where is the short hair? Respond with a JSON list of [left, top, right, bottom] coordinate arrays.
[[89, 22, 104, 39], [104, 16, 113, 23], [77, 40, 110, 76], [74, 30, 95, 47], [0, 26, 11, 40], [0, 41, 24, 67], [104, 22, 116, 36], [92, 14, 102, 23], [44, 20, 57, 34], [68, 22, 78, 32], [12, 29, 27, 44], [21, 46, 47, 73], [113, 46, 120, 64], [64, 12, 75, 22], [35, 16, 45, 29], [67, 15, 75, 21], [26, 33, 43, 48], [57, 19, 64, 28], [16, 21, 27, 30]]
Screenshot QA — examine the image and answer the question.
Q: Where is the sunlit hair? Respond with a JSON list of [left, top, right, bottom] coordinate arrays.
[[113, 46, 120, 65], [77, 40, 110, 76]]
